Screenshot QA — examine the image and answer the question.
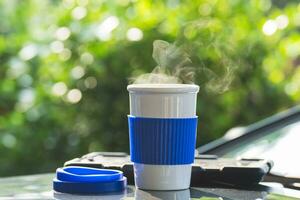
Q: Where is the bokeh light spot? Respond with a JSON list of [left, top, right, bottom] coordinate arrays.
[[7, 59, 28, 78], [52, 82, 67, 96], [275, 15, 289, 30], [2, 134, 17, 148], [71, 66, 85, 79], [95, 16, 119, 41], [285, 83, 299, 96], [126, 27, 143, 41], [17, 88, 35, 111], [18, 74, 33, 87], [262, 20, 277, 36], [285, 42, 300, 58], [50, 41, 64, 53], [26, 108, 41, 122], [72, 6, 87, 20], [67, 89, 82, 103], [84, 76, 97, 89], [80, 52, 94, 65], [59, 48, 72, 61], [19, 44, 38, 61], [55, 27, 71, 41]]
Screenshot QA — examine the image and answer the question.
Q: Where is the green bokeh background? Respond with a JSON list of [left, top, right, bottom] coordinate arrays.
[[0, 0, 299, 176]]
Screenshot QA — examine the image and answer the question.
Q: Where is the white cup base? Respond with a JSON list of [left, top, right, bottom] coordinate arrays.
[[133, 163, 192, 190]]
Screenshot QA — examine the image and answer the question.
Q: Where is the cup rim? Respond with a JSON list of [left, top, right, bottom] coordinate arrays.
[[127, 84, 199, 93]]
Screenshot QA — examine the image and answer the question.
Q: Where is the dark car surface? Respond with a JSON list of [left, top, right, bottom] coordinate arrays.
[[1, 107, 300, 200]]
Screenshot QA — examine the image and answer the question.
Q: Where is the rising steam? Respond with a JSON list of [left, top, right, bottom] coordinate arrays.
[[130, 36, 237, 94], [131, 40, 195, 84]]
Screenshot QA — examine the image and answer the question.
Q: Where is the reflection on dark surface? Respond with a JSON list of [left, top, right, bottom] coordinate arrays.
[[134, 189, 191, 200], [54, 188, 192, 200], [54, 187, 226, 200], [1, 174, 300, 200], [0, 173, 53, 199], [53, 187, 228, 200], [222, 121, 300, 178], [54, 190, 128, 200], [191, 187, 267, 200]]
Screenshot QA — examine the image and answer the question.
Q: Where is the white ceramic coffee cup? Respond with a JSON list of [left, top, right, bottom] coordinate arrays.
[[127, 84, 199, 190]]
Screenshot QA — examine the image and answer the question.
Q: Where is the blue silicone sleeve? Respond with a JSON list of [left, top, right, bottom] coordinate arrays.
[[128, 116, 198, 165]]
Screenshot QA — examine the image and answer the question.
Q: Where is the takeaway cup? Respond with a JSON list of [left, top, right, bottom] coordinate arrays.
[[127, 84, 199, 190]]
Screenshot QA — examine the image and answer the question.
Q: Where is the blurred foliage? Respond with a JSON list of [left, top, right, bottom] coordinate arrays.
[[0, 0, 299, 176]]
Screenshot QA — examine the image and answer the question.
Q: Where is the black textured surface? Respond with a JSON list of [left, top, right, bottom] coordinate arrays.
[[65, 152, 273, 187]]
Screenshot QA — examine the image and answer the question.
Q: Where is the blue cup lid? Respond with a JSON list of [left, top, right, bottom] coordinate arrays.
[[53, 166, 127, 194]]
